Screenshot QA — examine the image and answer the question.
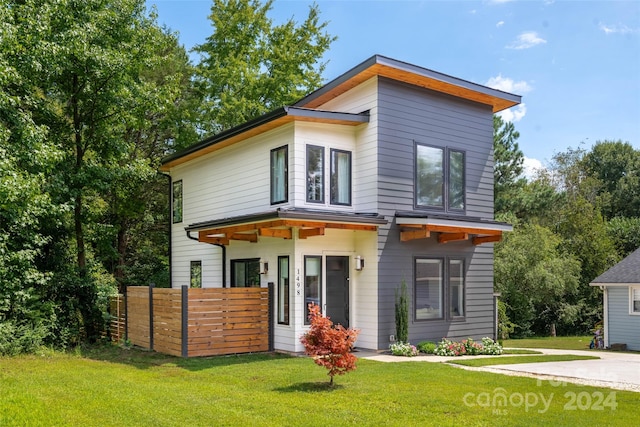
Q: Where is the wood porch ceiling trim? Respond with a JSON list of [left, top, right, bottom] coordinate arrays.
[[399, 224, 504, 245], [197, 219, 377, 245]]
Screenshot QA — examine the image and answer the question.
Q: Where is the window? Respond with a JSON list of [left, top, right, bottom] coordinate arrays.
[[231, 258, 260, 287], [415, 143, 465, 211], [330, 149, 351, 205], [631, 287, 640, 314], [306, 145, 324, 203], [270, 145, 288, 204], [304, 256, 322, 325], [190, 261, 202, 288], [415, 257, 465, 321], [449, 259, 465, 318], [172, 180, 183, 223], [278, 256, 289, 325], [415, 259, 443, 320]]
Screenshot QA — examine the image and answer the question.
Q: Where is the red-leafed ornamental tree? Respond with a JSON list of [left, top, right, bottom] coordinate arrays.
[[300, 303, 359, 385]]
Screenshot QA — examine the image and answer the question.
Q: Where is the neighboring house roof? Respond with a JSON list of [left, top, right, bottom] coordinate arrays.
[[590, 248, 640, 286], [160, 54, 521, 172]]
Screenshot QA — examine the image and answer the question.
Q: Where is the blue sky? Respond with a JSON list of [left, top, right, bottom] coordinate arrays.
[[147, 0, 640, 171]]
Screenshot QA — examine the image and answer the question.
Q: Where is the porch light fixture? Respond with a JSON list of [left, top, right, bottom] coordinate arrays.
[[260, 260, 269, 275], [355, 255, 364, 271]]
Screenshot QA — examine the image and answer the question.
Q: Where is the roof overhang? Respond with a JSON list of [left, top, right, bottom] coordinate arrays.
[[590, 282, 640, 287], [395, 213, 512, 245], [295, 55, 521, 113], [187, 208, 387, 246], [160, 107, 369, 171]]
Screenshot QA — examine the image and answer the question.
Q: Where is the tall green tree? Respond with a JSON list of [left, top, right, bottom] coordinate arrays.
[[193, 0, 335, 134]]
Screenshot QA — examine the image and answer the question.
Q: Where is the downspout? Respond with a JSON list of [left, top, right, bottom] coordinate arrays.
[[187, 231, 227, 287]]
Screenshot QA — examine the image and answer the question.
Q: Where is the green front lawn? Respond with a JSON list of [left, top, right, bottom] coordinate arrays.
[[0, 345, 637, 426], [450, 354, 600, 367], [503, 336, 593, 350]]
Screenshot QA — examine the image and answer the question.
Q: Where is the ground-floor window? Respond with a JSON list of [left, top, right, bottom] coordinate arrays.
[[190, 260, 202, 288], [278, 256, 289, 325], [414, 257, 465, 321], [631, 287, 640, 314], [304, 255, 322, 325], [231, 258, 260, 287]]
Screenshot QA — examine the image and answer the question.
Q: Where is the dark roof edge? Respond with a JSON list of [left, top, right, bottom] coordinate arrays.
[[186, 208, 387, 232], [295, 54, 521, 108], [394, 211, 512, 227], [161, 107, 368, 167]]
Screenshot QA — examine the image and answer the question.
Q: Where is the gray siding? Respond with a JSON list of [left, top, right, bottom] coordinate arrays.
[[376, 77, 496, 348], [607, 286, 640, 351]]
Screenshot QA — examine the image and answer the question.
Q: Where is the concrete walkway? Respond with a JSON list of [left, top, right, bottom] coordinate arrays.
[[359, 348, 640, 392]]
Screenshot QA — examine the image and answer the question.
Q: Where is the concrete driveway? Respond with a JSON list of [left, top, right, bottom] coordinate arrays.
[[361, 348, 640, 392]]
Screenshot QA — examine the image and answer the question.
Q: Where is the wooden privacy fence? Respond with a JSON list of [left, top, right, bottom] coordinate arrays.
[[111, 285, 273, 357]]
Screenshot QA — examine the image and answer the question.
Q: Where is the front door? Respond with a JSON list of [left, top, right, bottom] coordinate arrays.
[[325, 256, 349, 327]]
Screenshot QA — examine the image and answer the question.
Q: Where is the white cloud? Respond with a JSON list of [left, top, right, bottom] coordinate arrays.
[[485, 74, 533, 94], [496, 21, 505, 28], [507, 31, 547, 49], [497, 103, 527, 123], [599, 23, 639, 35], [522, 157, 545, 180]]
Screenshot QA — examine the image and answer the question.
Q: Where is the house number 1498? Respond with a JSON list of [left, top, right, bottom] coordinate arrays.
[[296, 269, 301, 295]]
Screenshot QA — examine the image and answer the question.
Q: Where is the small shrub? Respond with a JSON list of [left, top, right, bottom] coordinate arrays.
[[434, 337, 503, 357], [417, 341, 436, 354], [481, 337, 503, 355], [389, 341, 419, 357], [394, 280, 409, 343], [300, 303, 360, 386], [434, 338, 466, 356], [0, 321, 49, 356]]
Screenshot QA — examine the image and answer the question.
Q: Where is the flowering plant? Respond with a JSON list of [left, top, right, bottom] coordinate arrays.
[[434, 337, 503, 356], [390, 341, 419, 357]]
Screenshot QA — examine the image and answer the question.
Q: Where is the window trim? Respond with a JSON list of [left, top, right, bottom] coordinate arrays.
[[414, 256, 466, 322], [414, 141, 466, 213], [230, 258, 261, 288], [630, 286, 640, 315], [330, 148, 352, 206], [277, 256, 290, 325], [172, 179, 183, 224], [304, 255, 322, 325], [270, 145, 288, 205], [306, 144, 325, 204], [190, 260, 202, 288]]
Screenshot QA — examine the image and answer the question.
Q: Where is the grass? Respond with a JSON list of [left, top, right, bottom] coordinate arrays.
[[503, 335, 593, 350], [449, 354, 600, 367], [0, 344, 638, 426], [502, 349, 543, 355]]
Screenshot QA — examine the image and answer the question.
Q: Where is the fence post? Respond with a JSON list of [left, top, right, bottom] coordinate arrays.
[[268, 282, 274, 352], [149, 283, 155, 351], [181, 285, 188, 357], [124, 287, 128, 342]]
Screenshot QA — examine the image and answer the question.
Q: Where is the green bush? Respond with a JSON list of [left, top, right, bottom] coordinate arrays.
[[0, 321, 49, 356], [417, 341, 436, 354]]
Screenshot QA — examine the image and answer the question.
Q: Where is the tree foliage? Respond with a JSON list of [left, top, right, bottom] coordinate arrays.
[[300, 304, 359, 386], [193, 0, 335, 134]]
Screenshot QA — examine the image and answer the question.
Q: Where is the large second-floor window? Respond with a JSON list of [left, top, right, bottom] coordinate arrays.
[[330, 149, 351, 205], [415, 143, 465, 211], [271, 145, 288, 204], [306, 145, 324, 203]]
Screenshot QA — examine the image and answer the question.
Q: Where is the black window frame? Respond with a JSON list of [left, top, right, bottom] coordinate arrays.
[[230, 258, 261, 288], [277, 256, 290, 325], [172, 179, 183, 224], [414, 141, 466, 213], [190, 260, 202, 288], [306, 144, 325, 204], [270, 145, 288, 205], [329, 148, 352, 206], [414, 256, 466, 322]]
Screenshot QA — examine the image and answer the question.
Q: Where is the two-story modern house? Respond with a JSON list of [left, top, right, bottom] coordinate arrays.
[[159, 55, 521, 353]]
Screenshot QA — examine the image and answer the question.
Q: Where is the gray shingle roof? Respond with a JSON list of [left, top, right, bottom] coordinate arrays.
[[591, 247, 640, 285]]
